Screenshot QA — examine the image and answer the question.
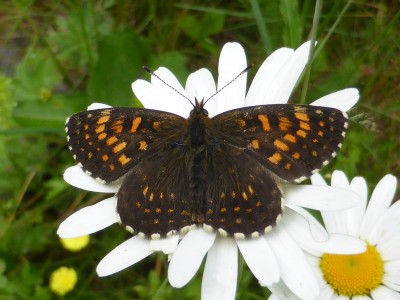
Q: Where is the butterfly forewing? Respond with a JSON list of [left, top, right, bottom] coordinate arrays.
[[211, 104, 348, 182], [66, 108, 186, 183]]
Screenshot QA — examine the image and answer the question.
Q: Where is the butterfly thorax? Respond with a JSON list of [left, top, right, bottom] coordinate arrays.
[[188, 99, 210, 147]]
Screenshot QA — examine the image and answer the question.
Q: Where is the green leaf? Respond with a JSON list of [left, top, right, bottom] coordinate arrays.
[[180, 13, 225, 40], [148, 51, 188, 84], [12, 48, 61, 102], [12, 92, 88, 130], [87, 30, 149, 106], [280, 0, 303, 47]]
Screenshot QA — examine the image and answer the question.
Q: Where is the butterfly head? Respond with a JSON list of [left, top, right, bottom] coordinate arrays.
[[190, 98, 209, 117]]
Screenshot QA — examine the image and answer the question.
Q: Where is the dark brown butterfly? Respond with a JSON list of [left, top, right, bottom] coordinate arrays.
[[66, 98, 347, 239]]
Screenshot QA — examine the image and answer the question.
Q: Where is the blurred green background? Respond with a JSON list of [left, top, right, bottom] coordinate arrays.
[[0, 0, 399, 299]]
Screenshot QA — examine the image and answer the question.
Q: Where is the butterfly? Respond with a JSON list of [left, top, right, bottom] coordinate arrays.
[[66, 97, 348, 240]]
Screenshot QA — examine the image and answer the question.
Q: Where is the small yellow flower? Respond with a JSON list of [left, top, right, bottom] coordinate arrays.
[[49, 266, 77, 296], [39, 88, 52, 101], [60, 235, 90, 252]]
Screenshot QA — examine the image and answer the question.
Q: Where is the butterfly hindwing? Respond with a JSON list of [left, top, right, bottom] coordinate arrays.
[[117, 145, 193, 238], [203, 146, 283, 237], [66, 108, 186, 183], [211, 104, 348, 182]]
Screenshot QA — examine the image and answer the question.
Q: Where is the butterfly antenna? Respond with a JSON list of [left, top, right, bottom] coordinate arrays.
[[143, 66, 194, 107], [203, 64, 254, 105]]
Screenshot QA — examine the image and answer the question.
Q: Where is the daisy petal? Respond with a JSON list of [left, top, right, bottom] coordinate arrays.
[[310, 173, 328, 186], [153, 67, 193, 118], [360, 174, 397, 240], [371, 285, 400, 299], [168, 228, 216, 287], [132, 79, 162, 109], [285, 184, 360, 210], [310, 88, 359, 112], [236, 237, 280, 285], [351, 295, 372, 300], [345, 176, 368, 237], [246, 47, 294, 106], [331, 170, 350, 188], [216, 42, 247, 112], [149, 235, 179, 254], [186, 68, 216, 101], [96, 236, 153, 276], [283, 207, 365, 255], [268, 281, 302, 300], [87, 103, 112, 110], [384, 260, 400, 274], [320, 171, 351, 234], [201, 237, 238, 300], [261, 41, 313, 104], [319, 283, 335, 300], [57, 197, 118, 238], [63, 166, 119, 193], [266, 226, 319, 299]]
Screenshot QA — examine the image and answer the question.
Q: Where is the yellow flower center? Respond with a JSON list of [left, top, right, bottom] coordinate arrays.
[[49, 266, 78, 296], [320, 244, 384, 296], [60, 235, 90, 252]]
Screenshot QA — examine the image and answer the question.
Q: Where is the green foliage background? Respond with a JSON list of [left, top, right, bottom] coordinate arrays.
[[0, 1, 399, 299]]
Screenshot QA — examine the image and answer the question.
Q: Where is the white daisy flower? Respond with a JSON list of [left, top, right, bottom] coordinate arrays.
[[58, 41, 362, 299], [269, 170, 400, 300]]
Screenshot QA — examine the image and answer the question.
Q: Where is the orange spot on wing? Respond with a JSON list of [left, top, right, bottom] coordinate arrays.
[[113, 125, 123, 133], [250, 139, 260, 149], [285, 163, 291, 170], [296, 129, 307, 138], [102, 154, 109, 161], [112, 120, 124, 133], [248, 185, 254, 195], [118, 154, 131, 165], [274, 139, 289, 151], [268, 152, 282, 164], [98, 132, 107, 140], [106, 136, 118, 146], [295, 112, 310, 121], [95, 124, 105, 133], [142, 186, 148, 196], [139, 140, 148, 150], [284, 134, 297, 143], [97, 115, 110, 125], [130, 117, 142, 133], [300, 121, 311, 130], [153, 121, 160, 130], [258, 115, 271, 131], [238, 119, 246, 128], [292, 152, 300, 159], [279, 117, 291, 131], [113, 142, 127, 153]]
